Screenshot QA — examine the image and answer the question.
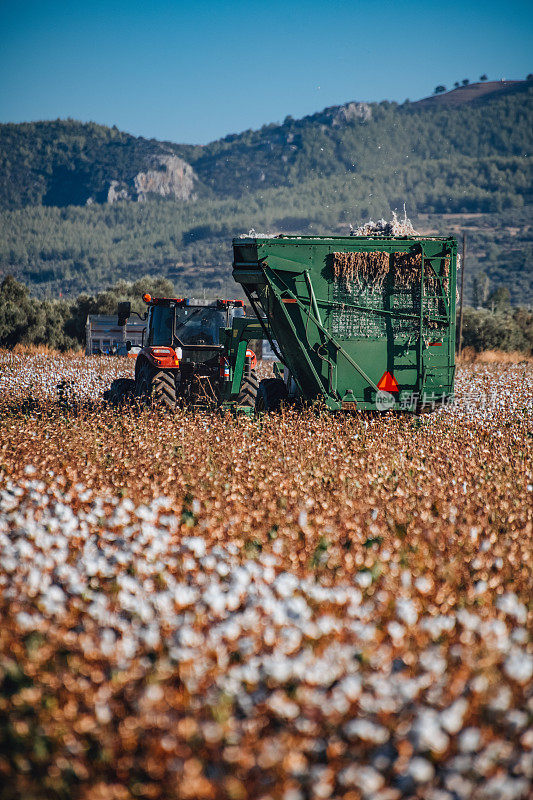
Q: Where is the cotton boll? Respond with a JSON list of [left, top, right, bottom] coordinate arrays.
[[505, 651, 533, 684], [396, 597, 418, 626], [407, 757, 435, 782], [458, 727, 481, 753], [441, 698, 468, 734]]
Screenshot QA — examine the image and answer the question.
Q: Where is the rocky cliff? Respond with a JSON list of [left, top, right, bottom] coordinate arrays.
[[106, 154, 197, 204], [320, 101, 372, 126], [133, 154, 196, 202]]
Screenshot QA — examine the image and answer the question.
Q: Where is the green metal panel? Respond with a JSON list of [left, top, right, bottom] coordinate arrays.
[[219, 317, 270, 405], [230, 340, 248, 395], [232, 235, 456, 411]]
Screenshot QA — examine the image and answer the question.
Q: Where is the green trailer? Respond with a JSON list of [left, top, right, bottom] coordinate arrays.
[[233, 235, 457, 411]]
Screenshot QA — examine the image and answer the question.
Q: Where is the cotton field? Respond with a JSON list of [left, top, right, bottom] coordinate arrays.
[[0, 351, 531, 800]]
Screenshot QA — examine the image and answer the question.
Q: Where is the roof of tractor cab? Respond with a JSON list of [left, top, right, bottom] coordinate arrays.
[[143, 296, 244, 308]]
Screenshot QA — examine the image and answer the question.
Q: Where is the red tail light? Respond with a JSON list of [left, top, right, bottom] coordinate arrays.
[[148, 346, 179, 367]]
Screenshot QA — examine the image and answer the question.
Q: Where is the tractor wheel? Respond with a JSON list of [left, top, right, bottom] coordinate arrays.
[[136, 361, 153, 404], [104, 378, 136, 406], [136, 362, 177, 410], [236, 370, 259, 409], [152, 370, 177, 410], [256, 378, 288, 412]]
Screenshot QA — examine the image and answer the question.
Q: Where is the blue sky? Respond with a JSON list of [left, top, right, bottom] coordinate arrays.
[[0, 0, 531, 144]]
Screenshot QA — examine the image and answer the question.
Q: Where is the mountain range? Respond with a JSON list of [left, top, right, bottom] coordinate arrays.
[[0, 79, 531, 305]]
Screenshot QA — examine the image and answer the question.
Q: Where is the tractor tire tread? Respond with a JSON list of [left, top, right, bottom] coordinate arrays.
[[152, 370, 177, 410], [236, 370, 259, 408]]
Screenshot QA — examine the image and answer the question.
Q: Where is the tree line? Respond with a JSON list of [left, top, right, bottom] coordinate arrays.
[[0, 274, 175, 350]]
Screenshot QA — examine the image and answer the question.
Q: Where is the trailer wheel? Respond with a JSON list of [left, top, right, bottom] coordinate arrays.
[[236, 370, 259, 409], [256, 378, 288, 412]]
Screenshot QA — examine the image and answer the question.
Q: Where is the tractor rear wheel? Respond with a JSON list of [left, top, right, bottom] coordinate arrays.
[[137, 362, 177, 410], [256, 378, 288, 412], [153, 371, 177, 410], [236, 370, 259, 409]]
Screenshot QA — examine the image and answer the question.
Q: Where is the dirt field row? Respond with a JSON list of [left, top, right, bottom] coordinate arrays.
[[0, 352, 531, 800]]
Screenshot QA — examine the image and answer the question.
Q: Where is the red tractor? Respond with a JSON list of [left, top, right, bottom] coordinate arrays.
[[111, 294, 264, 412]]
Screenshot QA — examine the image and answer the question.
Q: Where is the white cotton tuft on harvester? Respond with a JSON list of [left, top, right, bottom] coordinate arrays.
[[351, 208, 418, 237], [239, 229, 272, 238]]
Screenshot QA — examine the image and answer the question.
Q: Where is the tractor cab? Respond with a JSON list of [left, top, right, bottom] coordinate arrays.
[[146, 298, 245, 362]]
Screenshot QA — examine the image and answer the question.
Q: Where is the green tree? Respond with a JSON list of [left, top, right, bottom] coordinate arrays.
[[487, 286, 511, 313], [461, 307, 531, 353], [472, 271, 491, 307], [0, 275, 39, 347]]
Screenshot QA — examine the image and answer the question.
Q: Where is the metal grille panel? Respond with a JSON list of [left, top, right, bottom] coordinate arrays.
[[331, 281, 442, 339]]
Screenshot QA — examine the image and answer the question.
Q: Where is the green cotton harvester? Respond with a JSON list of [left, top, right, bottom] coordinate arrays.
[[232, 234, 457, 412]]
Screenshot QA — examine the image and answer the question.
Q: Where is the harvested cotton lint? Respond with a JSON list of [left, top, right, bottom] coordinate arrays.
[[333, 250, 447, 295]]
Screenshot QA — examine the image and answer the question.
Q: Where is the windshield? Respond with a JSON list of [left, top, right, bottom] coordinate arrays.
[[175, 307, 226, 345], [149, 305, 229, 347]]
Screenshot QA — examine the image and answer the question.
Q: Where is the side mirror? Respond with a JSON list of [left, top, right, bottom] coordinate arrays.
[[126, 340, 132, 351], [117, 301, 131, 326]]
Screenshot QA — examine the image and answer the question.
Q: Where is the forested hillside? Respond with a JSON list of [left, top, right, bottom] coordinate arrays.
[[0, 81, 531, 304], [181, 82, 533, 200], [0, 121, 203, 208]]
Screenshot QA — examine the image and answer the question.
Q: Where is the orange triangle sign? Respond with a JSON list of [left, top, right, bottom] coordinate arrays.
[[377, 371, 399, 392]]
